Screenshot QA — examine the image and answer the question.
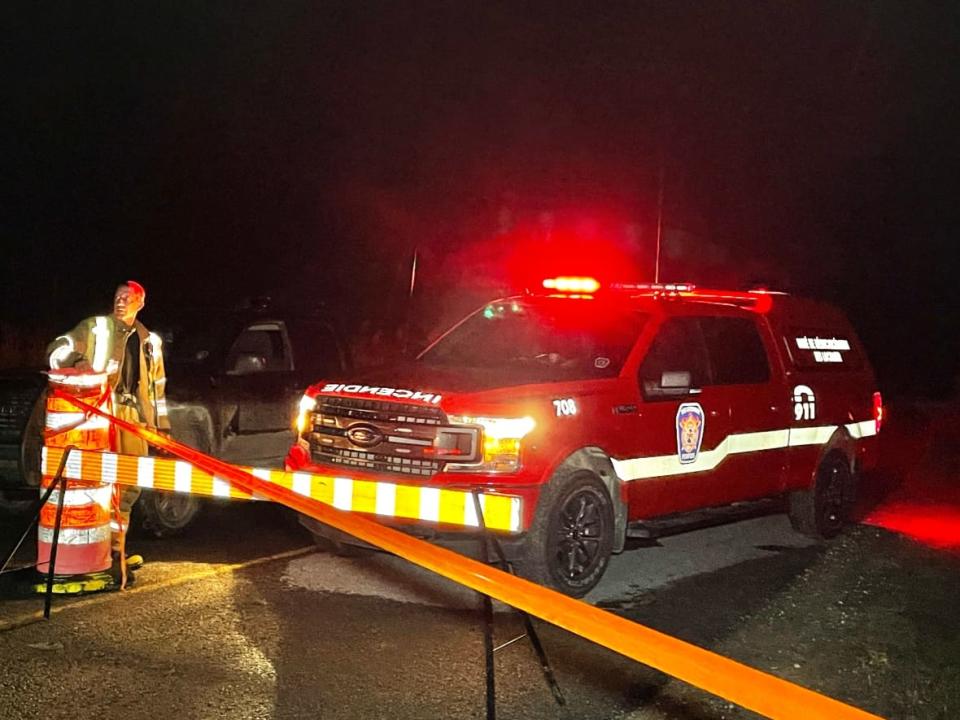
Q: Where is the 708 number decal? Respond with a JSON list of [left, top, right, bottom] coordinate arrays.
[[552, 398, 578, 417]]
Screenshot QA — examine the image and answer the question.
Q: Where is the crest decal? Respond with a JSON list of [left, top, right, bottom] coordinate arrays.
[[676, 402, 705, 464]]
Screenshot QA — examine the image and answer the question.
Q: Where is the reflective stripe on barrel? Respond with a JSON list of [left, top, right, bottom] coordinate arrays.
[[38, 371, 114, 575]]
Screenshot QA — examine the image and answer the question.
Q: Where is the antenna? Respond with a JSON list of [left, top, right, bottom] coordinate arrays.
[[409, 247, 418, 298], [654, 157, 665, 284]]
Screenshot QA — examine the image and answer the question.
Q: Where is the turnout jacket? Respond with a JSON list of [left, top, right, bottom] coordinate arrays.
[[47, 315, 170, 430]]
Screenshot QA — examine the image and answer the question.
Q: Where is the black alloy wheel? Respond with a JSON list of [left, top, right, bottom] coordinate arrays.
[[552, 488, 607, 583], [788, 451, 852, 539], [815, 456, 848, 538], [137, 489, 202, 537], [522, 469, 615, 597]]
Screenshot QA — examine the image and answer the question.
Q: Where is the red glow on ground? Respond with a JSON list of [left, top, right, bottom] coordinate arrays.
[[862, 501, 960, 550], [855, 402, 960, 553]]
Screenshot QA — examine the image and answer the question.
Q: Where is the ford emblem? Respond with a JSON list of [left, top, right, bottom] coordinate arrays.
[[346, 424, 384, 448]]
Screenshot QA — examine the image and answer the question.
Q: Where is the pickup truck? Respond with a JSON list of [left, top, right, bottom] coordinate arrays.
[[0, 370, 46, 514], [0, 301, 351, 535]]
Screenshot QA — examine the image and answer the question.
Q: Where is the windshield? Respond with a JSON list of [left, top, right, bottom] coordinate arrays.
[[154, 314, 231, 368], [420, 298, 646, 383]]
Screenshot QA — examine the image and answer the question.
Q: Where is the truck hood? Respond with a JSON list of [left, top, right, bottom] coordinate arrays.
[[164, 371, 214, 404], [312, 362, 611, 410]]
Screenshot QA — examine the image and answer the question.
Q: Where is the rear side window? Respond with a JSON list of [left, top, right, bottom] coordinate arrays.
[[785, 328, 863, 370], [227, 322, 293, 373], [639, 315, 770, 395], [701, 317, 770, 385]]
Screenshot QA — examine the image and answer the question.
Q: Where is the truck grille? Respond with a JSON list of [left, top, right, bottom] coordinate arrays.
[[307, 396, 479, 477], [0, 387, 43, 442]]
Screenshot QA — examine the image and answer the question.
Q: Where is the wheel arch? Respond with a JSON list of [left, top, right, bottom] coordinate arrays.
[[810, 427, 858, 485], [553, 446, 628, 553], [168, 403, 215, 455], [802, 427, 860, 523]]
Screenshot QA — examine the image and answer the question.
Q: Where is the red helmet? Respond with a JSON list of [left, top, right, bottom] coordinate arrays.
[[126, 280, 146, 302]]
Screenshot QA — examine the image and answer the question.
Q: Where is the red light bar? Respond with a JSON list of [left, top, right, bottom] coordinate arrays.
[[609, 282, 697, 294], [542, 276, 601, 293], [873, 391, 884, 434]]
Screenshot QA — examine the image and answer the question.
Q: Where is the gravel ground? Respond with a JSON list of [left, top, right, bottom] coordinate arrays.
[[616, 400, 960, 720], [615, 526, 960, 720], [1, 401, 956, 719]]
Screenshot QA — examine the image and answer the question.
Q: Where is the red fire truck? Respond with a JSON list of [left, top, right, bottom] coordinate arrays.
[[286, 278, 882, 596]]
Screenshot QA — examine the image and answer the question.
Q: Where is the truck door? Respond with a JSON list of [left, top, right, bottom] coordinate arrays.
[[219, 321, 297, 465], [698, 314, 789, 499], [626, 316, 736, 517], [285, 319, 350, 385]]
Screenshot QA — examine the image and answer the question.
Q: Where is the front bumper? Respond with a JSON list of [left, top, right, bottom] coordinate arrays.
[[299, 512, 532, 563], [285, 443, 542, 534]]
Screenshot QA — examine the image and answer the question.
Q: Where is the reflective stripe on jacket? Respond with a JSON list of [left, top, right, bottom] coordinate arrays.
[[47, 316, 170, 430]]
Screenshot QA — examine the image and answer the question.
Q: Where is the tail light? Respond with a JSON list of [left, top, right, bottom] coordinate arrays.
[[872, 391, 884, 434]]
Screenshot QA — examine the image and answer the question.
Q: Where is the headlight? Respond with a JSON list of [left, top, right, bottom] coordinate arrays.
[[446, 415, 536, 473], [295, 394, 317, 434]]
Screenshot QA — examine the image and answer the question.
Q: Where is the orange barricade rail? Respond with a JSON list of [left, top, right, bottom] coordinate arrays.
[[40, 447, 522, 533], [49, 388, 883, 720]]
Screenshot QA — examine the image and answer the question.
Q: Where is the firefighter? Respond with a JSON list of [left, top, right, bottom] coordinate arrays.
[[47, 280, 170, 587]]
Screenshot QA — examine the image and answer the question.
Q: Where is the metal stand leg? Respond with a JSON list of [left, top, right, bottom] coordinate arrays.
[[475, 497, 496, 720], [43, 461, 71, 619], [0, 446, 75, 619], [471, 490, 566, 709], [482, 577, 496, 720], [0, 472, 63, 575]]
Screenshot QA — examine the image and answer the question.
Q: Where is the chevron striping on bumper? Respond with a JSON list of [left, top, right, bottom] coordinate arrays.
[[41, 446, 521, 533]]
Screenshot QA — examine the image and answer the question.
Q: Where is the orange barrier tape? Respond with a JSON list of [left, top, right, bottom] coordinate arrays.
[[51, 388, 883, 720]]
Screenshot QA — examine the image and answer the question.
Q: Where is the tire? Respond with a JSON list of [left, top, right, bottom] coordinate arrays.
[[0, 395, 46, 515], [136, 490, 202, 537], [0, 489, 38, 516], [20, 394, 45, 488], [519, 469, 615, 597], [788, 452, 852, 539], [133, 422, 207, 537]]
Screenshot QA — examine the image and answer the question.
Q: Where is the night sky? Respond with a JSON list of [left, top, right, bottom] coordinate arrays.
[[3, 2, 958, 396]]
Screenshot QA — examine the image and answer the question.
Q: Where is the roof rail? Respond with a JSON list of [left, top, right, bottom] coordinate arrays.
[[610, 283, 784, 312]]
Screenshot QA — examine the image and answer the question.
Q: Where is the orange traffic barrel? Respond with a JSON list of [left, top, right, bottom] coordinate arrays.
[[37, 370, 113, 575]]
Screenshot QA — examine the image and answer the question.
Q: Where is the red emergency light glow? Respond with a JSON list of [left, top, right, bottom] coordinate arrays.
[[609, 282, 698, 294], [873, 391, 884, 434], [539, 278, 779, 312], [542, 276, 601, 293], [684, 288, 778, 314]]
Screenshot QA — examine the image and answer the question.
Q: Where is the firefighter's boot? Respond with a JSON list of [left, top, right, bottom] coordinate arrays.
[[112, 550, 144, 571]]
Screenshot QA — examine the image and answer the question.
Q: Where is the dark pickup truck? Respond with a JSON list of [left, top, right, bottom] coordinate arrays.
[[0, 302, 351, 534], [0, 371, 46, 514]]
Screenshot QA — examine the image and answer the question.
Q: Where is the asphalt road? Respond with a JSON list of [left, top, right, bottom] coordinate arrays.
[[1, 401, 956, 719], [0, 497, 833, 720]]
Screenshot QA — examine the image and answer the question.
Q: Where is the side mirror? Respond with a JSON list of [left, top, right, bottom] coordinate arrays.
[[230, 352, 267, 375], [642, 369, 695, 400], [660, 370, 691, 390]]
